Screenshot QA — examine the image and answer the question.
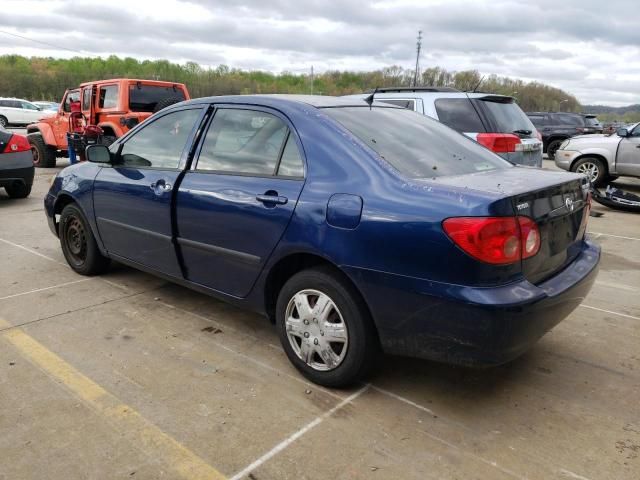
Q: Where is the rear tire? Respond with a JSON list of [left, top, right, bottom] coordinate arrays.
[[28, 133, 57, 168], [276, 267, 379, 388], [59, 204, 110, 275], [0, 116, 7, 128], [571, 157, 607, 187], [5, 182, 31, 198], [546, 139, 565, 160]]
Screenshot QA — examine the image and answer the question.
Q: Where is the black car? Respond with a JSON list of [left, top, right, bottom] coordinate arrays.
[[0, 127, 34, 198], [526, 112, 603, 160]]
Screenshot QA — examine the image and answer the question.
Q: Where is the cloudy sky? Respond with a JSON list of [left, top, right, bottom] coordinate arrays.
[[0, 0, 638, 106]]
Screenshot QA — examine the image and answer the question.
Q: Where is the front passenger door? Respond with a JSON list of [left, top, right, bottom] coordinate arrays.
[[616, 125, 640, 176], [93, 107, 204, 277]]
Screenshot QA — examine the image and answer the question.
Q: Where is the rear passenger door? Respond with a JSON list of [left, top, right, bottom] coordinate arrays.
[[176, 106, 306, 297]]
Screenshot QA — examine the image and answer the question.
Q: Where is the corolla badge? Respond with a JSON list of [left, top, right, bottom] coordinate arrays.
[[565, 197, 574, 212]]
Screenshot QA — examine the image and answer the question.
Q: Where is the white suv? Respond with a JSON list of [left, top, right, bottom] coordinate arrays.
[[0, 98, 55, 127], [344, 87, 543, 167]]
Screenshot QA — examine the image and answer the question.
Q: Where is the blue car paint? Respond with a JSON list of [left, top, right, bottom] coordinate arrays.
[[46, 95, 600, 366]]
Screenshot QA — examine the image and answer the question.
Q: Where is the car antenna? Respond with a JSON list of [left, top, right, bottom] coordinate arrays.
[[364, 86, 379, 110], [472, 75, 485, 93]]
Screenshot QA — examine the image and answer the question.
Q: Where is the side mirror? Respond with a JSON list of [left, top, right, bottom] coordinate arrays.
[[85, 144, 111, 163], [617, 128, 629, 137]]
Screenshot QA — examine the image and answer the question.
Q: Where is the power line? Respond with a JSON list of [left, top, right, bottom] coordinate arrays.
[[0, 29, 89, 56]]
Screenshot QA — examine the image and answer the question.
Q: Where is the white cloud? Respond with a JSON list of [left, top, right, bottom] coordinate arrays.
[[0, 0, 637, 105]]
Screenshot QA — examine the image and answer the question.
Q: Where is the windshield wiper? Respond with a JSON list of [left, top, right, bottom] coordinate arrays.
[[513, 129, 532, 136]]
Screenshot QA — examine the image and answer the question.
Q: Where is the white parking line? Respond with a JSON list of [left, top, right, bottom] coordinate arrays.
[[229, 385, 369, 480], [595, 280, 638, 293], [0, 278, 92, 301], [0, 238, 67, 266], [590, 232, 640, 241], [157, 301, 345, 401], [580, 304, 640, 321]]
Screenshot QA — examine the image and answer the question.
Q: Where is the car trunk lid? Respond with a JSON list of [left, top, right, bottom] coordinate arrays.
[[434, 167, 590, 284]]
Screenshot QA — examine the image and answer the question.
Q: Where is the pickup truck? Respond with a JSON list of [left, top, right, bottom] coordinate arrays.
[[555, 123, 640, 187], [26, 78, 190, 167]]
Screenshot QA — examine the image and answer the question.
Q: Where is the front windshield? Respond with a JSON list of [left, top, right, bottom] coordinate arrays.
[[323, 106, 511, 179]]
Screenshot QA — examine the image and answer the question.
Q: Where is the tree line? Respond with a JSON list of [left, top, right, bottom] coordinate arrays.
[[0, 54, 581, 113]]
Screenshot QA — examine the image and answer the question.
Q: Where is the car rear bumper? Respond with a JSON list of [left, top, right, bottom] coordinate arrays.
[[345, 238, 600, 366], [0, 156, 34, 187]]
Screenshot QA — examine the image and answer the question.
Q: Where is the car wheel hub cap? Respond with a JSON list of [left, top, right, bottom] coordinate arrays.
[[576, 162, 599, 182], [285, 289, 348, 372]]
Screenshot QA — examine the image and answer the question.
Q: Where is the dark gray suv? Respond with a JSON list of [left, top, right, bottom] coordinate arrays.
[[526, 112, 603, 160]]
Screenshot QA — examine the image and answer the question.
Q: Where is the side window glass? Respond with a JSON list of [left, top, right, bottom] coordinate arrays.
[[118, 109, 200, 169], [99, 85, 118, 109], [528, 115, 544, 127], [63, 91, 80, 113], [197, 109, 288, 175], [380, 99, 416, 110], [434, 98, 486, 133], [82, 89, 92, 110], [277, 135, 304, 177], [21, 102, 38, 110], [631, 125, 640, 137]]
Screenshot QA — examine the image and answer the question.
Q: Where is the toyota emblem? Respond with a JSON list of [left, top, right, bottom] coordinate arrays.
[[565, 197, 574, 212]]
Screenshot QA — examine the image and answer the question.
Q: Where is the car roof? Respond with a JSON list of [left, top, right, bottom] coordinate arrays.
[[343, 91, 513, 101], [78, 78, 187, 88], [180, 94, 402, 109], [527, 111, 597, 118]]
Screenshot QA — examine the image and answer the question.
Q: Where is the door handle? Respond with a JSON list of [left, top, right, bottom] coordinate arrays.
[[150, 180, 172, 194], [256, 193, 288, 205]]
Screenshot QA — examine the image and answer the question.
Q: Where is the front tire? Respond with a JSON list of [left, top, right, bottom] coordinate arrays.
[[28, 133, 57, 168], [0, 116, 7, 128], [5, 182, 32, 198], [572, 157, 607, 187], [276, 267, 379, 388], [59, 204, 110, 275]]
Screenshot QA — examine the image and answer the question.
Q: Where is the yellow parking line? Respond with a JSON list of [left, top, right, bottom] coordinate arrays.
[[0, 318, 226, 480]]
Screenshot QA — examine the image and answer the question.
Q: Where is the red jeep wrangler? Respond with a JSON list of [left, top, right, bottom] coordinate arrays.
[[27, 79, 190, 167]]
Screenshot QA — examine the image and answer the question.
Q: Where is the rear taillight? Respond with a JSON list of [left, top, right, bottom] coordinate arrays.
[[3, 134, 31, 153], [535, 130, 542, 141], [476, 133, 521, 153], [443, 216, 540, 265]]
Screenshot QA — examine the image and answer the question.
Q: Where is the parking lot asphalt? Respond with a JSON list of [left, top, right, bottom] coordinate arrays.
[[1, 150, 639, 479]]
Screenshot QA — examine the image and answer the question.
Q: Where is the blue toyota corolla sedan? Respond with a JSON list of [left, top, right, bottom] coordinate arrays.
[[45, 95, 600, 387]]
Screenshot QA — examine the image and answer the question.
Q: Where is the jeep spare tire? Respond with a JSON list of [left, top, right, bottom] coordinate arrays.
[[153, 97, 183, 113]]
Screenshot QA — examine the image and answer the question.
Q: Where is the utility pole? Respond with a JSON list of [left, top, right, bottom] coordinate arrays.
[[413, 30, 423, 87], [310, 66, 314, 95]]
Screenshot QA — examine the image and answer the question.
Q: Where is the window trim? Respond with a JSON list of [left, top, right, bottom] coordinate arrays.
[[190, 104, 306, 179], [109, 105, 206, 171]]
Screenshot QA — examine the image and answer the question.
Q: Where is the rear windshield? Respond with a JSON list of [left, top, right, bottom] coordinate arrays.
[[129, 84, 186, 112], [434, 98, 486, 133], [477, 97, 536, 134], [323, 107, 510, 179], [584, 117, 600, 127]]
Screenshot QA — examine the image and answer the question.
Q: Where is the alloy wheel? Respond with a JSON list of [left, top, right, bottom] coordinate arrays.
[[285, 289, 349, 371], [576, 162, 599, 183]]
